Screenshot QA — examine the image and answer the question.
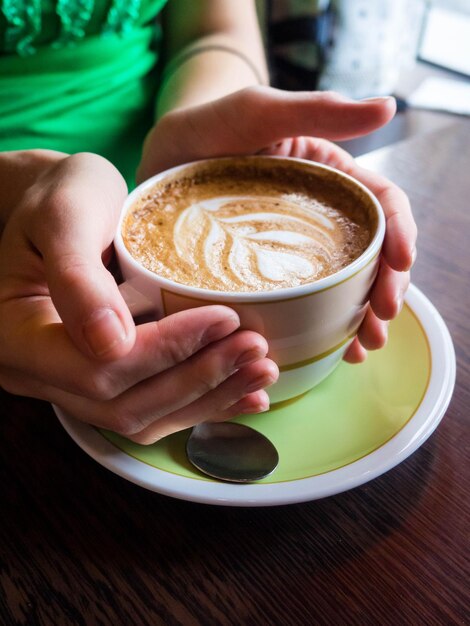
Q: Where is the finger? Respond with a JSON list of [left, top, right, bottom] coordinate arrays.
[[133, 389, 271, 446], [1, 300, 242, 402], [101, 330, 270, 435], [138, 88, 396, 179], [346, 164, 417, 272], [262, 135, 357, 171], [38, 328, 269, 432], [34, 355, 273, 443], [369, 260, 410, 321], [258, 138, 295, 157], [343, 337, 368, 364], [128, 358, 278, 445], [101, 305, 241, 390], [209, 390, 271, 421], [27, 153, 135, 360], [206, 87, 396, 145], [269, 136, 417, 273], [357, 307, 389, 351]]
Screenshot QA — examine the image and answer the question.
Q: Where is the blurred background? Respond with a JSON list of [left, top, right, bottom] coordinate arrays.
[[257, 0, 470, 155]]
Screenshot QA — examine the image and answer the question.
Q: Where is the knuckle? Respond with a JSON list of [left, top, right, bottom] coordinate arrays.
[[49, 254, 96, 290], [54, 254, 90, 277], [242, 84, 269, 103], [162, 337, 192, 366], [395, 184, 410, 204], [152, 321, 196, 367], [40, 186, 76, 220], [395, 187, 412, 216], [192, 360, 226, 396], [76, 369, 121, 401], [317, 90, 342, 103]]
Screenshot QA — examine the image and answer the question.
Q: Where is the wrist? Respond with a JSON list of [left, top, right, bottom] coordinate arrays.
[[161, 42, 266, 89], [156, 33, 268, 118]]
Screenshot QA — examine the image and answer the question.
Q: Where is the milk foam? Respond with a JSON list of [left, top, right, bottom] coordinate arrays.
[[123, 170, 372, 292], [173, 195, 334, 288]]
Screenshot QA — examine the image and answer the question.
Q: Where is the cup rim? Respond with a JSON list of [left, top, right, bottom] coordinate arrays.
[[115, 156, 385, 302]]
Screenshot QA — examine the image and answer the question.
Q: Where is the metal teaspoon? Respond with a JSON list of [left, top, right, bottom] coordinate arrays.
[[186, 422, 279, 483]]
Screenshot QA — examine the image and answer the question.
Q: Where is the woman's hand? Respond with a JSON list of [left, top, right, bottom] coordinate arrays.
[[0, 152, 277, 443], [138, 87, 417, 361]]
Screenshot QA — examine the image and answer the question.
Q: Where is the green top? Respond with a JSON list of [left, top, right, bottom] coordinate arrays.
[[0, 0, 168, 185]]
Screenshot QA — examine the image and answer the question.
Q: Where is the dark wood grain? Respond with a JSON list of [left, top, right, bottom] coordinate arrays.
[[1, 121, 469, 626]]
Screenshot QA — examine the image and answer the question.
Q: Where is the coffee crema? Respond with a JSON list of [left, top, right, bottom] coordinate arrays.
[[122, 160, 375, 292]]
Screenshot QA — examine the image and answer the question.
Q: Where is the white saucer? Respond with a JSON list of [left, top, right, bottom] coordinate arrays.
[[55, 284, 455, 507]]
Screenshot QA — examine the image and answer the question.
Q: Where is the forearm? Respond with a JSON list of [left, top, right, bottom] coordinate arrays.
[[156, 1, 268, 117], [0, 150, 67, 228]]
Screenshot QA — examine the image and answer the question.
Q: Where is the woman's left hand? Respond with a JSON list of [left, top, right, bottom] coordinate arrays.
[[137, 86, 417, 362]]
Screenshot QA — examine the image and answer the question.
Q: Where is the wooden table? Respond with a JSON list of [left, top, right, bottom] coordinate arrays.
[[1, 120, 469, 626]]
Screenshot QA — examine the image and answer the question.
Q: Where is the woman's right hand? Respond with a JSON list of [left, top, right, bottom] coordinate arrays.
[[0, 152, 278, 443]]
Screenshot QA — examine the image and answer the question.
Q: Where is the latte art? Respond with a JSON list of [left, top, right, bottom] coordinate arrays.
[[174, 195, 338, 289], [123, 161, 374, 292]]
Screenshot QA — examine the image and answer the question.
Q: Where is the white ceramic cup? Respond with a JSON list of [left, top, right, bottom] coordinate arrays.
[[114, 156, 385, 403]]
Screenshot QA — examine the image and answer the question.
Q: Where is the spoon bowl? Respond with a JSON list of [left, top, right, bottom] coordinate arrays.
[[186, 422, 279, 483]]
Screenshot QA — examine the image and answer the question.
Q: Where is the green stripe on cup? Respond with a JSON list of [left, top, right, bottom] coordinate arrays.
[[278, 333, 355, 372]]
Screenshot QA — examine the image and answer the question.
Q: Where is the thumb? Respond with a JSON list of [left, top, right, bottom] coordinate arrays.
[[33, 153, 136, 360], [138, 87, 396, 180]]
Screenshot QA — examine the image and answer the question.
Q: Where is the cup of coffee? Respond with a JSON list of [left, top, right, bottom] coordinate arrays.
[[114, 156, 385, 403]]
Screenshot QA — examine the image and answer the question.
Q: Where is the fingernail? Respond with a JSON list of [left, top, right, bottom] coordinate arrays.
[[235, 347, 265, 369], [360, 96, 395, 104], [203, 315, 240, 344], [411, 247, 417, 267], [241, 401, 270, 415], [246, 374, 276, 394], [83, 308, 127, 357]]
